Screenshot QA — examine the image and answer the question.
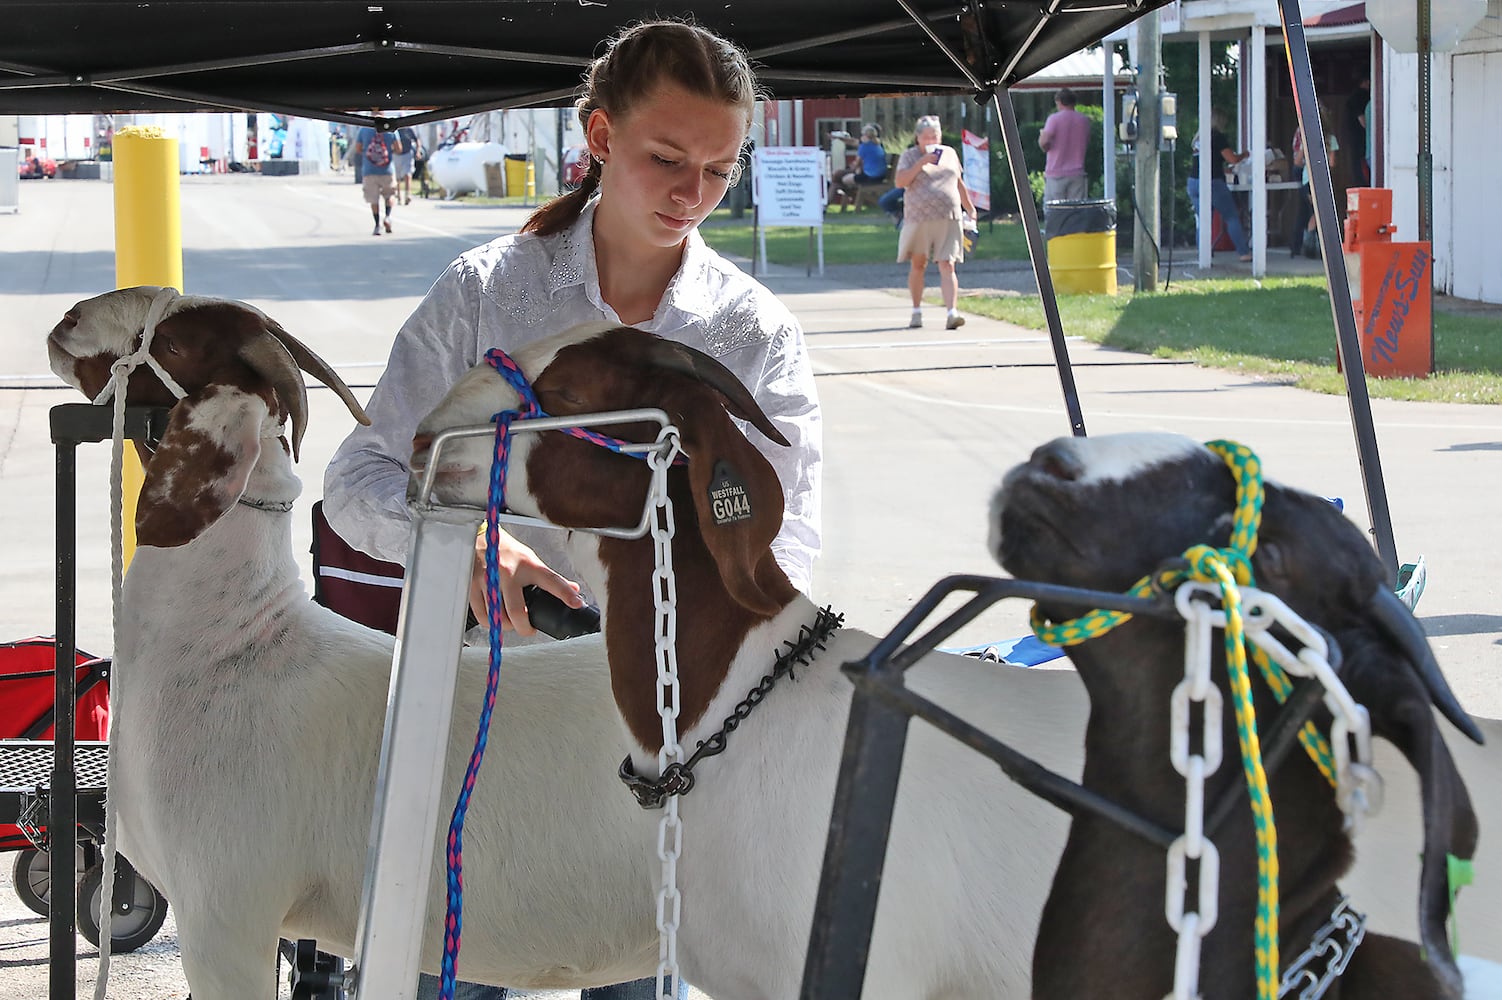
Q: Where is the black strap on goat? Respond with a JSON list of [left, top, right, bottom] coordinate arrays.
[[619, 606, 844, 809]]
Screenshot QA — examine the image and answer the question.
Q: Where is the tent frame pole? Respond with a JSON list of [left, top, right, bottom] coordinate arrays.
[[1277, 0, 1400, 573], [995, 90, 1088, 437]]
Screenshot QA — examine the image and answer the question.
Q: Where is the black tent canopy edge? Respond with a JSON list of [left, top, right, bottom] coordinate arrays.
[[0, 0, 1173, 125]]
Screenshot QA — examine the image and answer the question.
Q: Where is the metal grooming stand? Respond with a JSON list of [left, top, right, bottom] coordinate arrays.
[[799, 574, 1182, 995], [348, 409, 674, 999], [15, 402, 169, 1000]]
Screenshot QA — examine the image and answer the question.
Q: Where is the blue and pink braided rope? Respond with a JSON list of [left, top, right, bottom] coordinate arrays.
[[437, 348, 681, 997]]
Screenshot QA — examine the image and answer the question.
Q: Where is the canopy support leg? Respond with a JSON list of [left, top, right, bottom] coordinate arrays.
[[1278, 0, 1400, 574], [994, 91, 1088, 437]]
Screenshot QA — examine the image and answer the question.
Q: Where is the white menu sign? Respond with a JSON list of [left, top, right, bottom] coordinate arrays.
[[752, 146, 827, 226]]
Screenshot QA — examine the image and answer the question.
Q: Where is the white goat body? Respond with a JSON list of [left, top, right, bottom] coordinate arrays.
[[49, 290, 1082, 999], [118, 469, 1083, 998]]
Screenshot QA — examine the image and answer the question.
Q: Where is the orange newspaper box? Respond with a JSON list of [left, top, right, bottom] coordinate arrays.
[[1342, 188, 1433, 378]]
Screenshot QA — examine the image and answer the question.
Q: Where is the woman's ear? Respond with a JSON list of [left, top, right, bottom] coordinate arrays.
[[585, 107, 612, 162]]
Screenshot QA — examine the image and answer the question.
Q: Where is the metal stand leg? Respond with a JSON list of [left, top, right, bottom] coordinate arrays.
[[995, 91, 1088, 437], [51, 438, 78, 1000], [800, 674, 912, 999], [351, 510, 482, 1000], [1278, 0, 1400, 574]]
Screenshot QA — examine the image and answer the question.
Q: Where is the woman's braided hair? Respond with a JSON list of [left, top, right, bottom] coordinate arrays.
[[522, 20, 760, 237]]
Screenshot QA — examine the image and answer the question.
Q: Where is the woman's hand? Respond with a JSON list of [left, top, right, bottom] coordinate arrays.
[[469, 528, 584, 636]]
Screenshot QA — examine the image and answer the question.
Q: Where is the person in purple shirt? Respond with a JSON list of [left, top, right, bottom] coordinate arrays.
[[1038, 88, 1091, 203]]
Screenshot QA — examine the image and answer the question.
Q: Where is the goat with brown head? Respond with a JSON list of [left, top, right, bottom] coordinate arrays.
[[407, 321, 1100, 1000], [993, 432, 1486, 999], [48, 286, 369, 545]]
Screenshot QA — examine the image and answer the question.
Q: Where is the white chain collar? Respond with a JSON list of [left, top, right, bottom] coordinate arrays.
[[646, 424, 685, 1000], [1164, 582, 1380, 1000]]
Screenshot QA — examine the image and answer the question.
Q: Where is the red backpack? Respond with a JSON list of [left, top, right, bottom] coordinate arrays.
[[365, 133, 391, 169]]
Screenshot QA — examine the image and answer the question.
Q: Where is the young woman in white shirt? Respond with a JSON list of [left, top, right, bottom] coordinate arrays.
[[323, 20, 822, 1000]]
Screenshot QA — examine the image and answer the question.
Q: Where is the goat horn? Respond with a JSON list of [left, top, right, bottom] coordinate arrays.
[[1369, 586, 1485, 745], [640, 339, 790, 447], [259, 321, 371, 428], [238, 335, 311, 462]]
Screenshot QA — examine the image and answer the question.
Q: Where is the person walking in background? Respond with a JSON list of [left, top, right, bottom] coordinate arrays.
[[322, 19, 822, 1000], [1188, 108, 1253, 263], [393, 123, 420, 205], [1345, 75, 1370, 186], [1038, 88, 1090, 203], [1288, 103, 1339, 259], [353, 117, 405, 235], [893, 114, 976, 330]]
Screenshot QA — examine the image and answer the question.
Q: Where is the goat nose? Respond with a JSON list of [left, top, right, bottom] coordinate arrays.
[[411, 431, 433, 456], [1030, 440, 1084, 481], [58, 308, 80, 331]]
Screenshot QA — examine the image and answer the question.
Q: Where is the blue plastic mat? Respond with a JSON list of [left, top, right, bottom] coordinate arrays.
[[943, 634, 1065, 668]]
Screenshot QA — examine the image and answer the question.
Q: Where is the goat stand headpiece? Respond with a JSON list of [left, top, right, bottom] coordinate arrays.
[[434, 348, 691, 1000]]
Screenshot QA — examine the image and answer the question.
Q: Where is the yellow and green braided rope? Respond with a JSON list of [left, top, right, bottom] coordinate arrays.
[[1029, 440, 1340, 1000]]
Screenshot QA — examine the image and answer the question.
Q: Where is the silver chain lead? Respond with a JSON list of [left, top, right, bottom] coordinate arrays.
[[647, 426, 684, 1000], [1278, 897, 1367, 999]]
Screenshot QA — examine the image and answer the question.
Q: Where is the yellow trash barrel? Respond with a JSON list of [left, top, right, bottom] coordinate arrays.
[[1044, 199, 1117, 295], [503, 154, 534, 199]]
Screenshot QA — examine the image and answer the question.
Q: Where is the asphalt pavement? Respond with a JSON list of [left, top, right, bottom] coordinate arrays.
[[1, 172, 1499, 992]]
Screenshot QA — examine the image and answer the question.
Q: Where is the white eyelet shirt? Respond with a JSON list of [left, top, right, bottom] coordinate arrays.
[[322, 200, 822, 596]]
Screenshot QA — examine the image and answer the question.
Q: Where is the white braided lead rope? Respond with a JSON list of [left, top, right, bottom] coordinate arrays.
[[93, 286, 186, 1000]]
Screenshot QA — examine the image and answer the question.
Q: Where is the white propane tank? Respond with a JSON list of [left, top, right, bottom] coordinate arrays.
[[426, 141, 508, 198]]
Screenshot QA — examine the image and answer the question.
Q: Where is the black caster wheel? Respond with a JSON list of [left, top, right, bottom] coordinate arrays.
[[11, 845, 85, 916], [77, 859, 170, 952], [284, 938, 348, 999]]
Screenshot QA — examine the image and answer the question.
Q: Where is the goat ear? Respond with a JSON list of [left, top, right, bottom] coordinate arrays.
[[675, 384, 796, 616], [1386, 696, 1477, 997], [1342, 592, 1480, 995], [237, 333, 308, 461], [136, 389, 266, 548]]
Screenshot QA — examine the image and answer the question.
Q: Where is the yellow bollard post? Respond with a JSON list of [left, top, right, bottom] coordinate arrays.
[[111, 126, 183, 564]]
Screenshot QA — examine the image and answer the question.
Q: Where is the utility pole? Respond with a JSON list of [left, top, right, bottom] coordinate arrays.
[[1134, 10, 1162, 292]]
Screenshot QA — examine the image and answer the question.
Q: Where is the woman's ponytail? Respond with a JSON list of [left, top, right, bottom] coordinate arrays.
[[521, 157, 600, 236]]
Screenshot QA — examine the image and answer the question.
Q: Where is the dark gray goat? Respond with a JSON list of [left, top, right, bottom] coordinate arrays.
[[992, 432, 1499, 1000]]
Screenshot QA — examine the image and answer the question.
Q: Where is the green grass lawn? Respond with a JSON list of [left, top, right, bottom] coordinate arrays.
[[697, 208, 1031, 266], [957, 277, 1502, 404], [432, 197, 1498, 405]]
